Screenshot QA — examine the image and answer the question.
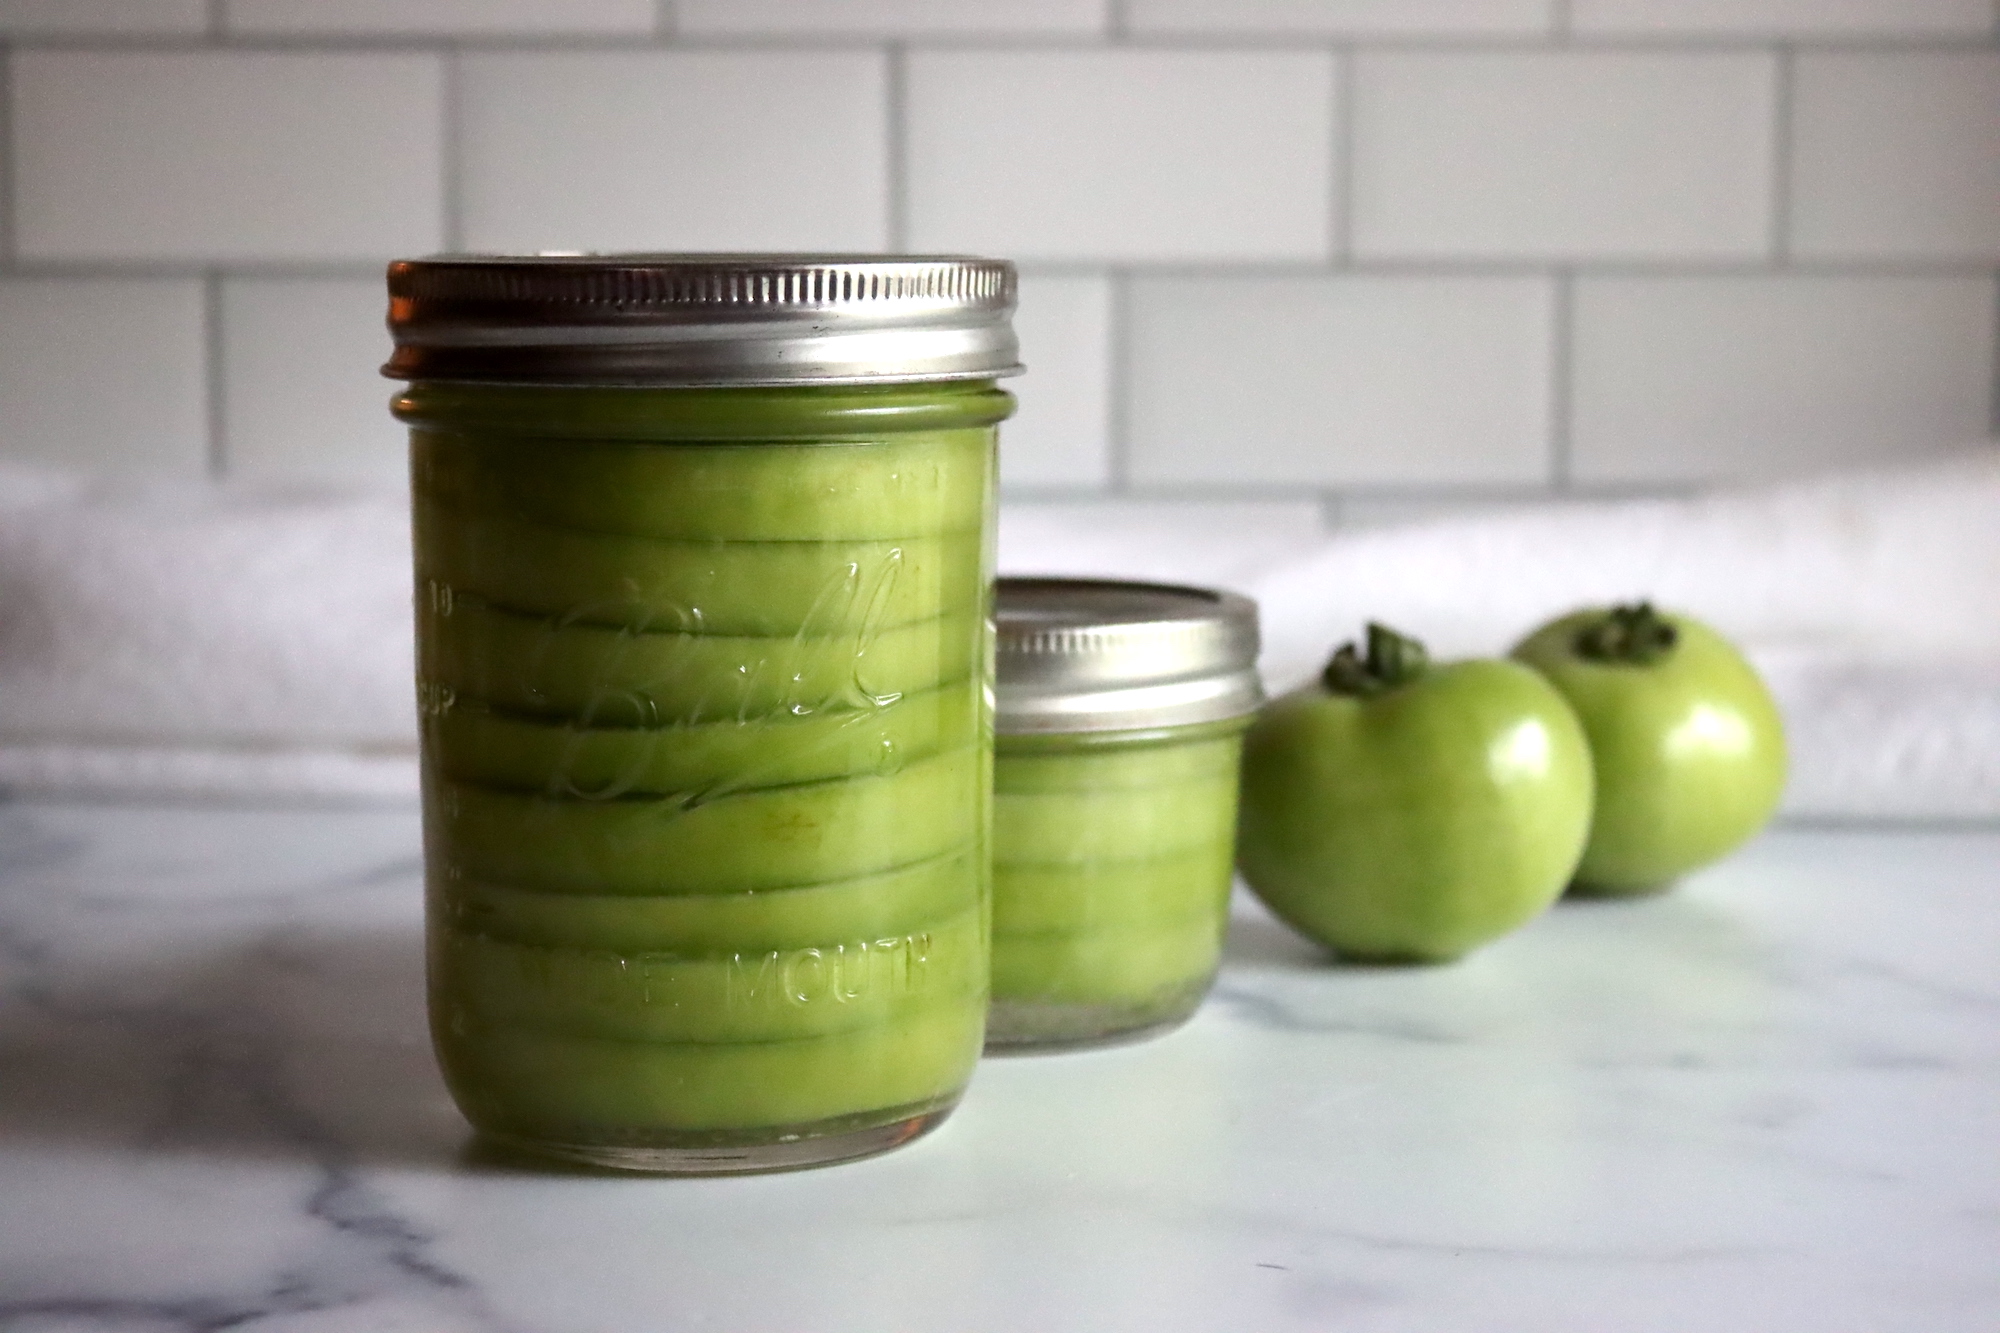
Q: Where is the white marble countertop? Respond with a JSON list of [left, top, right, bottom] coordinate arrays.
[[1, 802, 1996, 1331]]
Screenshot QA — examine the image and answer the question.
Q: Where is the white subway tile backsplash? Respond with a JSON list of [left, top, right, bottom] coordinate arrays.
[[0, 0, 204, 35], [906, 50, 1334, 263], [676, 0, 1107, 36], [0, 17, 1990, 499], [459, 51, 887, 254], [1126, 276, 1553, 487], [1351, 52, 1774, 261], [220, 279, 404, 484], [1572, 276, 1996, 484], [1127, 0, 1551, 36], [10, 52, 442, 264], [1002, 275, 1114, 491], [1792, 53, 2000, 262], [224, 0, 656, 36], [0, 278, 206, 473], [1572, 0, 1994, 36]]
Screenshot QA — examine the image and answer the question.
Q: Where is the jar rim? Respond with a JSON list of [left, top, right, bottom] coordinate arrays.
[[383, 253, 1023, 387], [995, 577, 1263, 734]]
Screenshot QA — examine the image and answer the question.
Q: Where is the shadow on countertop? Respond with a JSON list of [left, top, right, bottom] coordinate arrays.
[[1220, 910, 1331, 971], [0, 921, 476, 1172]]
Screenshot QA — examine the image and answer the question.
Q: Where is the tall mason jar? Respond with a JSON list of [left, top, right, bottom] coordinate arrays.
[[383, 255, 1018, 1173]]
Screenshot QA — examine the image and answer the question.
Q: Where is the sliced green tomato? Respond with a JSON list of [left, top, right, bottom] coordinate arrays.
[[991, 843, 1234, 935], [990, 913, 1224, 1006], [433, 846, 982, 956], [411, 428, 992, 542], [992, 770, 1239, 865], [415, 502, 985, 637], [986, 732, 1242, 1031], [429, 744, 984, 896], [434, 995, 985, 1135], [426, 680, 977, 798], [432, 902, 983, 1046], [993, 734, 1242, 794], [420, 600, 979, 727]]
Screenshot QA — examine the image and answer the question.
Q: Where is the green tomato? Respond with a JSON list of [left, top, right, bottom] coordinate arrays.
[[1237, 624, 1595, 964], [1511, 603, 1786, 895]]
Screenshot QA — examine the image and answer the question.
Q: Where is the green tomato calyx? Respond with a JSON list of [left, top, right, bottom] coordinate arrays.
[[1574, 601, 1679, 666], [1321, 622, 1430, 697]]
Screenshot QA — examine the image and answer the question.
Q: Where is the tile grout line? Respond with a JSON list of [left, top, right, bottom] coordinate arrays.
[[6, 31, 1999, 55], [654, 0, 677, 41], [1105, 268, 1133, 495], [1549, 269, 1575, 491], [1332, 43, 1355, 264], [984, 257, 2000, 279], [204, 271, 227, 479], [0, 42, 14, 267], [1092, 478, 1691, 502], [1, 253, 1991, 283], [1551, 0, 1573, 42], [4, 260, 394, 279], [1770, 44, 1795, 266], [206, 0, 226, 39], [439, 45, 464, 251], [1991, 271, 2000, 437], [885, 42, 908, 252], [1009, 478, 1697, 506], [0, 255, 1965, 280]]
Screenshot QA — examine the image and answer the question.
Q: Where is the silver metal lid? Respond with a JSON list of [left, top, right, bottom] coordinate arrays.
[[382, 253, 1022, 386], [995, 577, 1263, 735]]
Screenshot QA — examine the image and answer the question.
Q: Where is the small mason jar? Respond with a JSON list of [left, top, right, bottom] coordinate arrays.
[[384, 255, 1018, 1173], [987, 577, 1262, 1050]]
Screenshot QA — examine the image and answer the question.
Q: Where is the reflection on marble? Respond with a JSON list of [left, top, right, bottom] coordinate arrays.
[[1, 803, 1996, 1331]]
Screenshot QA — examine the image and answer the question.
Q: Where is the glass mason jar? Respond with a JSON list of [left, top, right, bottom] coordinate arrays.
[[987, 578, 1262, 1050], [383, 255, 1018, 1173]]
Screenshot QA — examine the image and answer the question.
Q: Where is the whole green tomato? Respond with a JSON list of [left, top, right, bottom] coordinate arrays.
[[1237, 623, 1594, 963], [1511, 602, 1786, 895]]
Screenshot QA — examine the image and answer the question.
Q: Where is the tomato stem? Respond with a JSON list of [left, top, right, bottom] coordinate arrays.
[[1322, 622, 1429, 696], [1574, 601, 1678, 666]]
